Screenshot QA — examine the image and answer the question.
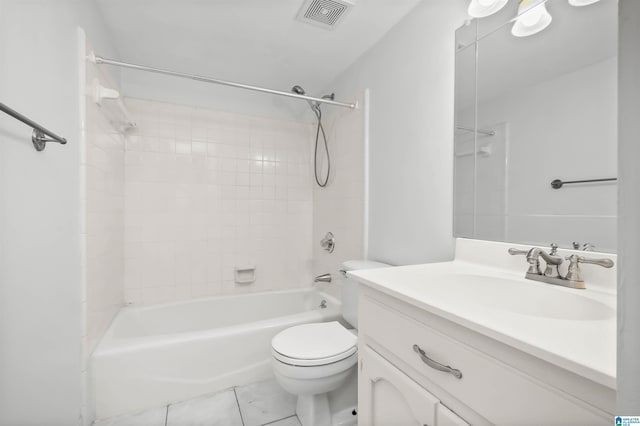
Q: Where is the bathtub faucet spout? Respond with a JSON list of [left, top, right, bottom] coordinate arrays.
[[314, 273, 332, 284]]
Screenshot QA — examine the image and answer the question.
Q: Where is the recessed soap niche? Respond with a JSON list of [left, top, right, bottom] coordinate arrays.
[[235, 266, 256, 284]]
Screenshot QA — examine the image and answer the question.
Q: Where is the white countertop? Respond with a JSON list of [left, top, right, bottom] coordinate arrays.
[[350, 239, 617, 389]]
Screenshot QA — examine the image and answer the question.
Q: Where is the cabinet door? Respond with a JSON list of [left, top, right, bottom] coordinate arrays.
[[437, 403, 469, 426], [359, 346, 439, 426]]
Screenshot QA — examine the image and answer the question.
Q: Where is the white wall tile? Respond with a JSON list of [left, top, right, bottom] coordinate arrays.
[[312, 92, 367, 299], [84, 54, 125, 359], [123, 98, 314, 305]]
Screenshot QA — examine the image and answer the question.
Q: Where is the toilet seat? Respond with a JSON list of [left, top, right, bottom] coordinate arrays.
[[272, 321, 357, 367]]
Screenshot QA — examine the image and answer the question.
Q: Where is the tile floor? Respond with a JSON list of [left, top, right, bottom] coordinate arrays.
[[93, 379, 300, 426]]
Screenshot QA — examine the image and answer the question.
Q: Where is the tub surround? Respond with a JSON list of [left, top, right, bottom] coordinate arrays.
[[83, 39, 126, 360], [351, 238, 616, 424]]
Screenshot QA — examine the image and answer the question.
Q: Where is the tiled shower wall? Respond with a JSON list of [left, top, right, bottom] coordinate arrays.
[[312, 91, 367, 298], [123, 99, 314, 305]]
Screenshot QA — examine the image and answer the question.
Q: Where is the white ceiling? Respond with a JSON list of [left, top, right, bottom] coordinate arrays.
[[95, 0, 422, 98]]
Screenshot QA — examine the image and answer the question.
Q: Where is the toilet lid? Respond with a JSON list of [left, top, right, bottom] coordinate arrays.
[[272, 322, 357, 366]]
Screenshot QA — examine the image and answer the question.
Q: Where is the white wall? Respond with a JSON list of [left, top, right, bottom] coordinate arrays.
[[0, 1, 117, 424], [617, 0, 640, 413], [325, 0, 468, 265], [122, 98, 314, 305]]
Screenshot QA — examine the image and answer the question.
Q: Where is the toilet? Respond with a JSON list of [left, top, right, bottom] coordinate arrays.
[[271, 260, 390, 426]]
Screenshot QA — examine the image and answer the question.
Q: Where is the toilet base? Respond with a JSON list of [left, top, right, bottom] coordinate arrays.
[[297, 393, 331, 426], [295, 368, 357, 426]]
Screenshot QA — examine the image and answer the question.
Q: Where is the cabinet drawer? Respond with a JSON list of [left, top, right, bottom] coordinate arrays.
[[360, 297, 609, 425]]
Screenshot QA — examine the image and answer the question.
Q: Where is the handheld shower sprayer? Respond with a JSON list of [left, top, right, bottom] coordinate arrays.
[[291, 84, 332, 187]]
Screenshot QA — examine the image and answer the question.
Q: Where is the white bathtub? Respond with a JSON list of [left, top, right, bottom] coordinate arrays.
[[92, 288, 342, 419]]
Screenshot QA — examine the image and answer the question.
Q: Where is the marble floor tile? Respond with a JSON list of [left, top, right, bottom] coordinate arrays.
[[262, 415, 302, 426], [93, 406, 167, 426], [166, 389, 242, 426], [235, 379, 297, 426]]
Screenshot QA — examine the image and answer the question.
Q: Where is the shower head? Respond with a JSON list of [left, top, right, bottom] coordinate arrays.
[[291, 85, 335, 106], [291, 85, 306, 95], [292, 84, 319, 116]]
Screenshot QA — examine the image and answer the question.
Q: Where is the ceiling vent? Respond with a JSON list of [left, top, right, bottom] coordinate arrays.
[[296, 0, 355, 30]]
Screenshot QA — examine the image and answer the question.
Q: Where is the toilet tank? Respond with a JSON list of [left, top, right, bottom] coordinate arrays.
[[340, 260, 391, 329]]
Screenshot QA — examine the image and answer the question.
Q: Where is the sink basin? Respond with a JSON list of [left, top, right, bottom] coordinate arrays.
[[432, 274, 615, 321]]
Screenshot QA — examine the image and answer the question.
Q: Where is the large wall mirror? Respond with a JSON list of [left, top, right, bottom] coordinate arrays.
[[454, 0, 617, 253]]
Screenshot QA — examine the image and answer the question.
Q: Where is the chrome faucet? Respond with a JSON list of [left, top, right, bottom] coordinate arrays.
[[507, 244, 563, 277], [572, 241, 595, 251], [509, 243, 613, 289], [314, 273, 332, 284]]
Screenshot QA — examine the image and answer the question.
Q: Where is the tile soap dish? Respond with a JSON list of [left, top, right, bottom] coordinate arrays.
[[235, 266, 256, 284]]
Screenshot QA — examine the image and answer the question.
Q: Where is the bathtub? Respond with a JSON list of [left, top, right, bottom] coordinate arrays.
[[92, 288, 341, 419]]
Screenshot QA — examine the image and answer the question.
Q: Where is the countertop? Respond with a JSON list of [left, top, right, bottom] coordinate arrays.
[[350, 255, 616, 389]]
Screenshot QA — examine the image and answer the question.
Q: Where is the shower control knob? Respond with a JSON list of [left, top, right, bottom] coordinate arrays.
[[320, 232, 335, 253]]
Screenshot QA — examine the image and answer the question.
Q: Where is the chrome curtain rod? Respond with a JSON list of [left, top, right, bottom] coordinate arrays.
[[0, 102, 67, 151], [93, 55, 357, 110]]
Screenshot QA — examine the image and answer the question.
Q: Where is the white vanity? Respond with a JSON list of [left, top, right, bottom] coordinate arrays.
[[350, 239, 616, 426]]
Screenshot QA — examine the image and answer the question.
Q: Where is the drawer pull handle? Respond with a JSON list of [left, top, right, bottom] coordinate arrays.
[[413, 344, 463, 379]]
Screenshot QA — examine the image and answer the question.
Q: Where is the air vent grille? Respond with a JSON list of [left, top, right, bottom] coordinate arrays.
[[297, 0, 354, 29]]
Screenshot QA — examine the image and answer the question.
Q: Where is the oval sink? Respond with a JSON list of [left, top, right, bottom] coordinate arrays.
[[435, 274, 615, 321]]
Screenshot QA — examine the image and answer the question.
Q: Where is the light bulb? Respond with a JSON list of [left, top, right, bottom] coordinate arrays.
[[468, 0, 509, 18], [568, 0, 601, 5], [520, 5, 544, 26], [511, 0, 552, 37]]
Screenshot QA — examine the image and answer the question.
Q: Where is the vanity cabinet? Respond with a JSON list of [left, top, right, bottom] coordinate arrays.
[[359, 345, 468, 426], [358, 286, 615, 426]]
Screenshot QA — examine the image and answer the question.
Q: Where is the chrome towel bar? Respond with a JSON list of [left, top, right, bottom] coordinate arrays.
[[550, 177, 617, 189], [0, 102, 67, 151]]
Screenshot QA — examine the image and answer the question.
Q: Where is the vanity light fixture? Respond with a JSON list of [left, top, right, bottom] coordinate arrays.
[[568, 0, 601, 5], [467, 0, 509, 18], [511, 0, 553, 37]]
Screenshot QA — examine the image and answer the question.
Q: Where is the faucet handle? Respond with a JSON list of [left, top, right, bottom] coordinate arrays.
[[549, 243, 558, 255], [565, 255, 614, 269], [564, 254, 614, 285], [508, 247, 542, 275], [320, 232, 335, 253]]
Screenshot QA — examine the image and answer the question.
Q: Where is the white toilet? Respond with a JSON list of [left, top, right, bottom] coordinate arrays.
[[271, 260, 389, 426]]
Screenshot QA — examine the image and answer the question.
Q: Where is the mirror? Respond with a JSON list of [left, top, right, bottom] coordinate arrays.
[[454, 0, 617, 253]]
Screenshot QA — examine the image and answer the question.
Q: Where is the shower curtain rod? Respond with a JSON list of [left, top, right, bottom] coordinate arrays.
[[92, 55, 357, 110]]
